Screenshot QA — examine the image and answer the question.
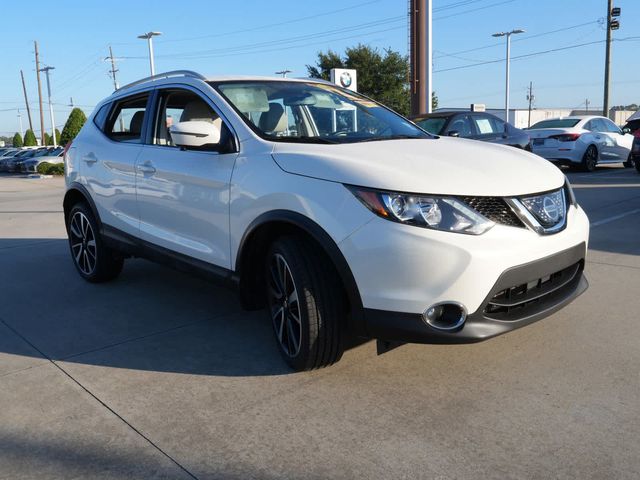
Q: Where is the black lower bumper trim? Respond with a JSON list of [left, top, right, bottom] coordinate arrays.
[[365, 243, 588, 344]]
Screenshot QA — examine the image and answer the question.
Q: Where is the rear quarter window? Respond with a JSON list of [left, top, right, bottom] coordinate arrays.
[[92, 103, 111, 132]]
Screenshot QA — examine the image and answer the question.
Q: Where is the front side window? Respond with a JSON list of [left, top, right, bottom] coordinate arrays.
[[153, 89, 233, 152], [602, 118, 621, 134], [212, 80, 430, 144], [106, 94, 150, 143], [447, 115, 474, 137], [472, 115, 504, 135]]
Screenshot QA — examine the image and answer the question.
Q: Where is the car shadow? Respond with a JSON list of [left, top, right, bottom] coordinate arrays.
[[0, 238, 371, 378]]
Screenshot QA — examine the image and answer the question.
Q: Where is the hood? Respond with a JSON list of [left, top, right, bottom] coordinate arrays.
[[271, 137, 565, 197]]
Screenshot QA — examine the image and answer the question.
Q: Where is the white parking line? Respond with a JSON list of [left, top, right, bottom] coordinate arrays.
[[591, 208, 640, 228]]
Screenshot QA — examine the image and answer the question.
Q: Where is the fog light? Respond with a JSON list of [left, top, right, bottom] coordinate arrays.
[[422, 302, 467, 331]]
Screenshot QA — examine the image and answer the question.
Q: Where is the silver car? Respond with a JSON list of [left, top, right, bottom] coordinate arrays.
[[528, 115, 634, 172]]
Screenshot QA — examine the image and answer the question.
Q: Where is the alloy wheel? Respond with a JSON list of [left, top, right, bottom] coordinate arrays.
[[69, 211, 97, 275], [267, 253, 302, 357]]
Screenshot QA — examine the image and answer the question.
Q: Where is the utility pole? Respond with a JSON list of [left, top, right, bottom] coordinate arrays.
[[105, 46, 120, 90], [603, 1, 621, 118], [585, 99, 590, 112], [410, 0, 432, 115], [34, 41, 46, 145], [526, 81, 534, 128], [20, 70, 34, 132], [39, 66, 57, 147], [275, 69, 292, 78], [492, 29, 525, 123], [137, 31, 162, 76]]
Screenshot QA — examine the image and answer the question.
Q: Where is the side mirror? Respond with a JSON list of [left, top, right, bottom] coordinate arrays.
[[170, 121, 221, 150], [622, 127, 631, 135], [447, 130, 460, 138]]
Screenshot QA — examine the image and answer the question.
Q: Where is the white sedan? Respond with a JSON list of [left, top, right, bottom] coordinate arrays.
[[528, 115, 634, 171]]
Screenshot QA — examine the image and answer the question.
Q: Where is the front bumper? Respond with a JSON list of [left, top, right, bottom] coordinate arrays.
[[339, 203, 590, 343], [365, 243, 588, 344]]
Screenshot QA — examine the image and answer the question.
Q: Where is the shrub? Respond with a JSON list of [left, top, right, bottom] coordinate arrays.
[[12, 132, 23, 147], [36, 162, 64, 175], [23, 129, 37, 146], [60, 108, 87, 146]]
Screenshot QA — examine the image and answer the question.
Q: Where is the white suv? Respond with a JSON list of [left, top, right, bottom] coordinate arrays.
[[63, 71, 589, 371]]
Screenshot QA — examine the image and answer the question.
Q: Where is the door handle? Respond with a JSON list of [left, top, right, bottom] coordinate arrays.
[[81, 153, 97, 164], [136, 162, 156, 174]]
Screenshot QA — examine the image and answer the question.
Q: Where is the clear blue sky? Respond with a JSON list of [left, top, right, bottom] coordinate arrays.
[[1, 0, 638, 137]]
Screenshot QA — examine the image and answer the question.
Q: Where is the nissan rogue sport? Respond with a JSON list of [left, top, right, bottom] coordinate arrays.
[[63, 71, 589, 371]]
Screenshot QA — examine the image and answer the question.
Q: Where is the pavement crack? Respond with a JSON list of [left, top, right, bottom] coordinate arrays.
[[0, 316, 200, 480]]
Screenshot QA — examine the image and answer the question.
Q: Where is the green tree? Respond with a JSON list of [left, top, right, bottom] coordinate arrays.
[[60, 108, 87, 145], [307, 44, 411, 116], [12, 132, 23, 147], [44, 132, 52, 146], [55, 128, 61, 144], [432, 91, 438, 111], [23, 129, 37, 146]]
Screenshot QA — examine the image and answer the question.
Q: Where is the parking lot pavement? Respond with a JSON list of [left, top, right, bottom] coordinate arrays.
[[1, 168, 639, 479]]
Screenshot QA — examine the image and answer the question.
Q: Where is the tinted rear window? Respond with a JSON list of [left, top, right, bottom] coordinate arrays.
[[530, 119, 581, 129]]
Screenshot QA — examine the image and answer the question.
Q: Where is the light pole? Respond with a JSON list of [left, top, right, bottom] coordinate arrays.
[[39, 66, 57, 147], [137, 31, 162, 76], [17, 110, 23, 138], [492, 28, 525, 123], [275, 70, 292, 78]]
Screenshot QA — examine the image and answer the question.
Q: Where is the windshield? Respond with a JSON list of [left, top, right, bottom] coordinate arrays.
[[530, 119, 581, 129], [414, 117, 447, 135], [211, 80, 430, 144]]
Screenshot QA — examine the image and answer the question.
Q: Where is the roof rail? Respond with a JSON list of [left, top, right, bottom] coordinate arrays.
[[116, 70, 207, 93]]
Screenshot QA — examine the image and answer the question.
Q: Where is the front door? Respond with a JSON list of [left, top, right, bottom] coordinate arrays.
[[135, 87, 238, 269]]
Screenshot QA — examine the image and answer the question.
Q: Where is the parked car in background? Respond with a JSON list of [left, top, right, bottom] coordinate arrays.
[[7, 147, 50, 172], [528, 116, 634, 171], [631, 129, 640, 173], [63, 71, 589, 371], [1, 149, 35, 172], [0, 148, 18, 157], [411, 111, 531, 150], [20, 147, 64, 173], [622, 111, 640, 136]]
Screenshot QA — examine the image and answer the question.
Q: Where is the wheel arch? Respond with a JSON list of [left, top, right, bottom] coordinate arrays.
[[63, 183, 102, 230], [235, 210, 366, 337]]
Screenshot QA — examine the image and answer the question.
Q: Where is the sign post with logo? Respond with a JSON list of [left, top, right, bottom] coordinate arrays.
[[330, 68, 357, 92]]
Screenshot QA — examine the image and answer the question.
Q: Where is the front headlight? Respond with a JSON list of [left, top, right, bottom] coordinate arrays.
[[347, 186, 495, 235]]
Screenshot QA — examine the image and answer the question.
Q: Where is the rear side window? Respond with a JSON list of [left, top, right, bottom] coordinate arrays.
[[93, 103, 111, 131], [105, 94, 150, 143]]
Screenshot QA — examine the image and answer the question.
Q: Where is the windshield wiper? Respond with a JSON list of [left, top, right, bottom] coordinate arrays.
[[353, 134, 429, 143], [269, 136, 340, 144]]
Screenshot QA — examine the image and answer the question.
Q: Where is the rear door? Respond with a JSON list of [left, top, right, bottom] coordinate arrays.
[[134, 86, 238, 269], [81, 92, 151, 236]]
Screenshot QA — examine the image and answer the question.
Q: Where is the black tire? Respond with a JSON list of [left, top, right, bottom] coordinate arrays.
[[265, 236, 345, 371], [581, 145, 598, 172], [623, 153, 635, 169], [66, 202, 124, 283]]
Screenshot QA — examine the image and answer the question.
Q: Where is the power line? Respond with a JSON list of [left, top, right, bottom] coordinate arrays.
[[434, 20, 600, 60], [434, 39, 605, 73]]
